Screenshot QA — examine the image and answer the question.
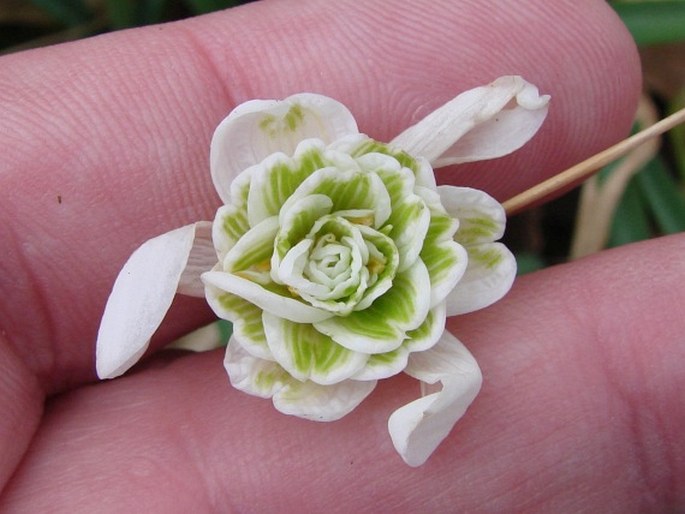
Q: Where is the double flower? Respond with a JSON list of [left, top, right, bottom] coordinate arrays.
[[96, 76, 549, 466]]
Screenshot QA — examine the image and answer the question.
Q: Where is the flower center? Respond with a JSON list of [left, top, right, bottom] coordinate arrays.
[[307, 233, 353, 283]]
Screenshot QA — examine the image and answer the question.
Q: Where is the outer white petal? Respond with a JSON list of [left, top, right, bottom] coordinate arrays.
[[211, 93, 359, 203], [96, 223, 207, 379], [225, 332, 376, 421], [390, 76, 549, 167], [204, 283, 273, 361], [273, 377, 377, 422], [177, 221, 217, 297], [224, 335, 289, 398], [388, 331, 482, 467], [202, 271, 334, 324], [166, 321, 227, 352], [438, 186, 506, 245], [445, 242, 517, 316]]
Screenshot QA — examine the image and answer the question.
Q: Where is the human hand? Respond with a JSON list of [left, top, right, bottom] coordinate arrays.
[[2, 0, 682, 511]]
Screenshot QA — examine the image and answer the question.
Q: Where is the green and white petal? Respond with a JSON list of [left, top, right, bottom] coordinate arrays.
[[390, 76, 550, 168], [224, 336, 290, 398], [280, 167, 391, 231], [404, 302, 447, 353], [386, 193, 430, 272], [272, 194, 334, 268], [420, 212, 468, 307], [445, 242, 516, 316], [275, 216, 370, 313], [314, 259, 431, 354], [438, 186, 506, 245], [352, 345, 410, 381], [413, 156, 437, 190], [362, 160, 429, 270], [246, 140, 330, 226], [353, 225, 399, 310], [263, 313, 368, 385], [213, 203, 250, 260], [273, 377, 377, 422], [223, 216, 278, 276], [97, 222, 211, 379], [388, 331, 482, 467], [205, 286, 272, 360], [203, 271, 334, 324], [211, 94, 359, 203]]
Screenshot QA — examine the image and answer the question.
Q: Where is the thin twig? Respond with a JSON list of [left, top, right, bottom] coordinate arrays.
[[503, 106, 685, 216]]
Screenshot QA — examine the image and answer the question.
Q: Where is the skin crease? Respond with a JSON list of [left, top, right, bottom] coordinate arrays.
[[0, 0, 682, 511]]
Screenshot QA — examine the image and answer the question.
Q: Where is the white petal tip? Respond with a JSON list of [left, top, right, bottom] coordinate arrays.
[[388, 333, 483, 466], [96, 343, 149, 379]]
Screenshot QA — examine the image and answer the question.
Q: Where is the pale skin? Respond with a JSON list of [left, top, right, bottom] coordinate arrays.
[[0, 0, 683, 511]]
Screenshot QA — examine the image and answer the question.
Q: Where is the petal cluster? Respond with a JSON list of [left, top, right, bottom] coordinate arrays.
[[96, 76, 549, 466], [204, 129, 469, 422]]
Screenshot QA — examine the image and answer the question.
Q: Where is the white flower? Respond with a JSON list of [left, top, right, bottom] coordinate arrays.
[[96, 76, 549, 466]]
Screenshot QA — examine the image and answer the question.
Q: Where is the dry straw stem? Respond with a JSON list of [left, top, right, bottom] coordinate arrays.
[[503, 106, 685, 216], [570, 96, 659, 259]]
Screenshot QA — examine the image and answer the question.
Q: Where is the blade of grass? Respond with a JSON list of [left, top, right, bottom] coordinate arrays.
[[28, 0, 90, 26], [608, 178, 652, 247], [184, 0, 238, 15], [612, 1, 685, 46], [635, 156, 685, 234], [105, 0, 136, 28], [139, 0, 171, 25], [105, 0, 170, 28], [669, 91, 685, 181]]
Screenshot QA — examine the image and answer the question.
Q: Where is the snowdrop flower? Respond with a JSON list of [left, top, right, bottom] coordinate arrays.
[[96, 76, 549, 466]]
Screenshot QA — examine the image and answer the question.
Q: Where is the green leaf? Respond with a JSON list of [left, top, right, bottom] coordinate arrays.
[[608, 178, 652, 247], [183, 0, 240, 15], [668, 93, 685, 181], [28, 0, 90, 26], [217, 319, 233, 343], [612, 2, 685, 46], [105, 0, 170, 28], [635, 157, 685, 234], [514, 252, 545, 275]]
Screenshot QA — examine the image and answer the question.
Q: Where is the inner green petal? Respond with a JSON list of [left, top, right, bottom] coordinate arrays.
[[247, 142, 329, 224], [314, 260, 431, 354], [351, 138, 420, 175], [265, 314, 367, 385], [224, 217, 279, 275], [274, 194, 333, 262]]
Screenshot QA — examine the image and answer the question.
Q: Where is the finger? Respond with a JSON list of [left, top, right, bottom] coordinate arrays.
[[3, 234, 683, 511], [0, 0, 640, 393]]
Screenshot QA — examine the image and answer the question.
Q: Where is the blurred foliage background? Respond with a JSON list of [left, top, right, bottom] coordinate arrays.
[[1, 0, 684, 275]]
